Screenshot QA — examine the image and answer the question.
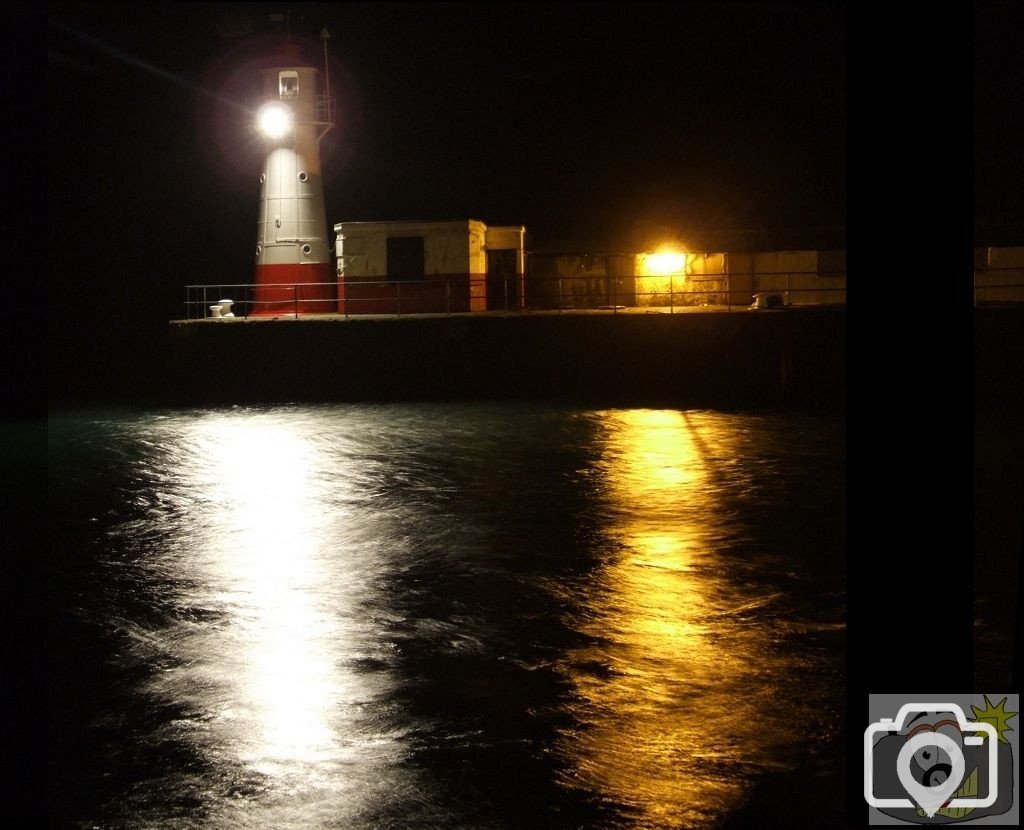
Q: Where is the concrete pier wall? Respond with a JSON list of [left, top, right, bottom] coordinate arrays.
[[164, 309, 847, 409]]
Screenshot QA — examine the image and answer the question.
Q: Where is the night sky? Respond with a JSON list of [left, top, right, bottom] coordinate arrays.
[[50, 1, 848, 256], [44, 2, 853, 402], [41, 3, 1023, 406]]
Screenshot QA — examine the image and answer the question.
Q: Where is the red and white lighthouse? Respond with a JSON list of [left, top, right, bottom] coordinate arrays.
[[252, 35, 335, 315]]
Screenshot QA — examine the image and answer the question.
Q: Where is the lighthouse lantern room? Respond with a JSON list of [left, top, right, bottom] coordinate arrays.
[[252, 37, 335, 315]]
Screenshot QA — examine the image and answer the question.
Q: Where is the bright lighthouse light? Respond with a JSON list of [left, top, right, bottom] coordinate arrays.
[[257, 103, 293, 138]]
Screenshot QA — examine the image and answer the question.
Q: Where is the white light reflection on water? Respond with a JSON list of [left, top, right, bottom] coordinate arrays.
[[128, 411, 414, 829], [556, 410, 840, 829], [188, 420, 337, 774]]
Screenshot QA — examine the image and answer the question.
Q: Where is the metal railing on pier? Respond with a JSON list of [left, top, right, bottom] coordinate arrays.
[[183, 272, 853, 321]]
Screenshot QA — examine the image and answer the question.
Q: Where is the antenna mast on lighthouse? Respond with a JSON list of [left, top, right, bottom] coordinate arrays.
[[319, 28, 333, 143], [321, 28, 331, 101]]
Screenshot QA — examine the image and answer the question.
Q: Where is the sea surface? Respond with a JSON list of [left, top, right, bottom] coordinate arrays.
[[49, 403, 846, 829]]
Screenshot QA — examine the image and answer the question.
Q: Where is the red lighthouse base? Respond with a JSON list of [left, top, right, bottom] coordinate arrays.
[[251, 263, 336, 316]]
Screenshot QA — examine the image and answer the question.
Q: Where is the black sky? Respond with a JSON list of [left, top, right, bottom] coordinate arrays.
[[44, 2, 853, 401], [41, 0, 1024, 412], [975, 3, 1024, 240], [44, 2, 852, 401], [49, 3, 846, 266]]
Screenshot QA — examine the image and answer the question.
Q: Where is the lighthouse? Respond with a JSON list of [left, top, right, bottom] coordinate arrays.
[[252, 34, 335, 315]]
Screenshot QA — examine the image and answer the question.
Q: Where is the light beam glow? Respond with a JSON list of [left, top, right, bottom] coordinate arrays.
[[257, 102, 293, 139], [642, 250, 687, 277]]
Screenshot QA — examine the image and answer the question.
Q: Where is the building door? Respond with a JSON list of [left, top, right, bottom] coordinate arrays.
[[486, 249, 517, 311], [386, 236, 425, 281]]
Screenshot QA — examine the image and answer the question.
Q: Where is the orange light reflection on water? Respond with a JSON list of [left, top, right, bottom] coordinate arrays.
[[557, 410, 803, 829]]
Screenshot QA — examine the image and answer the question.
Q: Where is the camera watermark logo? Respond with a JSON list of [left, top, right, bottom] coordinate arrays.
[[865, 694, 1018, 825]]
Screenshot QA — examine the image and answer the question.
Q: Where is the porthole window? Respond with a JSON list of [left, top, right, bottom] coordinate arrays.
[[259, 173, 266, 184], [297, 171, 308, 183], [256, 245, 262, 256], [301, 244, 312, 255]]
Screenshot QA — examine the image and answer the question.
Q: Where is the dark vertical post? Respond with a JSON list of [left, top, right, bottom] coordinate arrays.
[[1013, 510, 1024, 691]]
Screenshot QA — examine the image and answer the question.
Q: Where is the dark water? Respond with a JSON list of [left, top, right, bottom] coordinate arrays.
[[49, 403, 846, 829]]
